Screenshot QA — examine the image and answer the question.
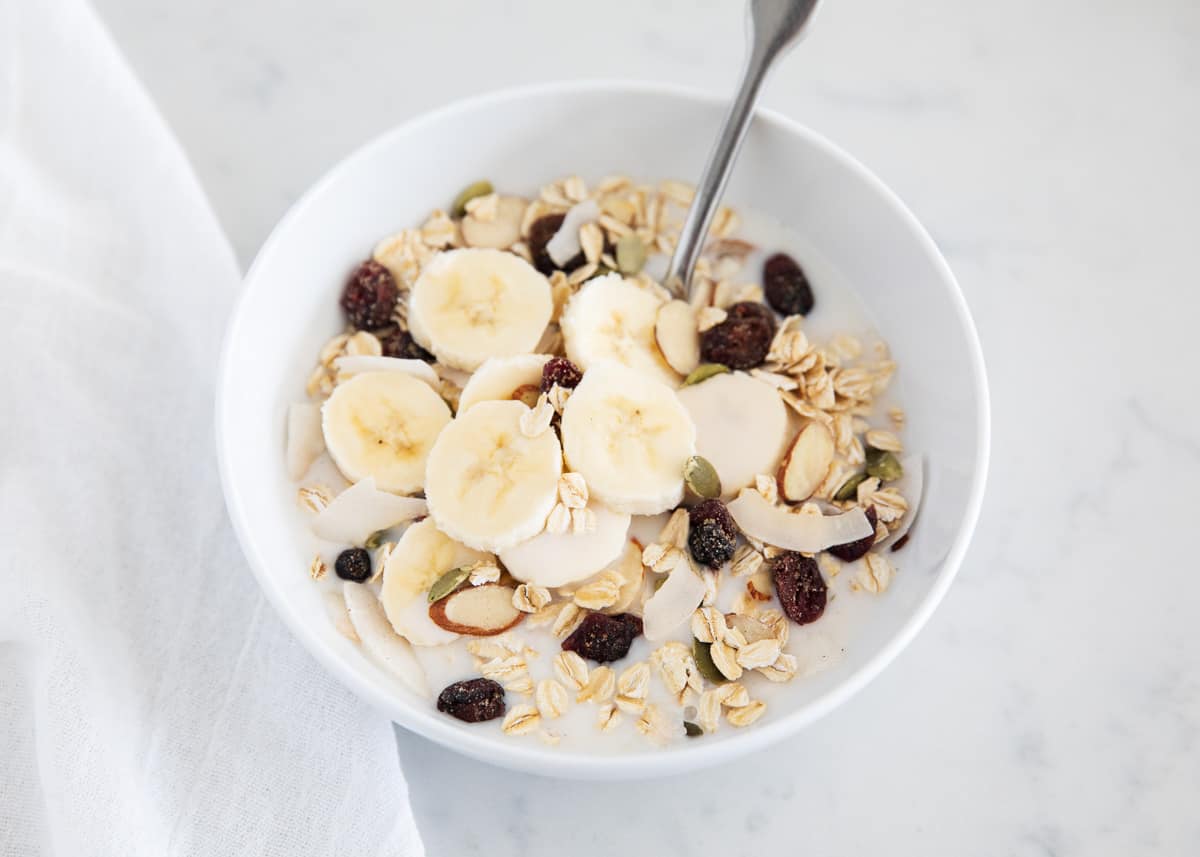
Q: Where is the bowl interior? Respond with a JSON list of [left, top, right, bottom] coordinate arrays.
[[218, 82, 988, 779]]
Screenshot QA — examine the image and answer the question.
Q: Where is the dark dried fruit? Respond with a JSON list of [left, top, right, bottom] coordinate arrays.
[[684, 721, 704, 737], [772, 551, 827, 625], [334, 548, 372, 582], [380, 327, 434, 362], [540, 356, 583, 392], [561, 612, 642, 663], [528, 214, 584, 275], [698, 301, 775, 369], [891, 532, 911, 552], [763, 252, 814, 316], [688, 499, 738, 568], [436, 677, 506, 723], [340, 260, 398, 331], [828, 506, 877, 562]]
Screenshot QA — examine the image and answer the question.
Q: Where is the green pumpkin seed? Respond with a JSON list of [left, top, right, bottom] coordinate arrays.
[[833, 472, 869, 502], [865, 447, 903, 482], [450, 180, 493, 218], [615, 234, 647, 274], [682, 363, 730, 387], [693, 639, 728, 684], [427, 565, 472, 603], [683, 721, 704, 738], [364, 530, 386, 550], [587, 263, 615, 281], [683, 455, 722, 499]]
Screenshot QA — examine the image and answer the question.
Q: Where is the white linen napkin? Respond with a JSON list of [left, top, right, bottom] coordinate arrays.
[[0, 1, 424, 854]]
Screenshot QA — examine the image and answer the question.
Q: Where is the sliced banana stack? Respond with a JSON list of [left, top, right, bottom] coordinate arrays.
[[322, 371, 452, 495], [408, 247, 553, 371], [424, 399, 563, 552], [380, 517, 490, 646], [560, 273, 680, 387], [457, 353, 552, 414], [560, 362, 696, 515]]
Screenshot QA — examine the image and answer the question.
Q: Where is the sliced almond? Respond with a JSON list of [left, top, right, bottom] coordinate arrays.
[[461, 196, 527, 249], [777, 421, 835, 503], [653, 299, 700, 375], [429, 584, 524, 636]]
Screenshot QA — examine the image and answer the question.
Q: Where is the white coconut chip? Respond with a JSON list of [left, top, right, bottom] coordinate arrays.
[[342, 582, 429, 697], [642, 554, 707, 642], [878, 453, 923, 550], [286, 402, 325, 480], [333, 355, 439, 388], [546, 199, 600, 267], [311, 477, 427, 545], [727, 489, 874, 554]]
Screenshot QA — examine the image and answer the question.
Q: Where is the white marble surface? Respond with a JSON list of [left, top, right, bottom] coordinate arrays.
[[94, 0, 1200, 853]]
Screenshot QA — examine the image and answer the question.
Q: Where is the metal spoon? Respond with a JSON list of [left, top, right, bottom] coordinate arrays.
[[665, 0, 824, 299]]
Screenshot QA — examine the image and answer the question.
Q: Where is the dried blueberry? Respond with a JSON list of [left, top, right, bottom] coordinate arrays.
[[540, 356, 583, 392], [698, 301, 775, 369], [763, 253, 814, 316], [772, 551, 827, 625], [380, 327, 434, 362], [436, 677, 506, 723], [561, 612, 642, 663], [828, 506, 878, 562], [340, 259, 398, 331], [687, 499, 738, 568], [528, 214, 584, 275], [334, 548, 372, 583]]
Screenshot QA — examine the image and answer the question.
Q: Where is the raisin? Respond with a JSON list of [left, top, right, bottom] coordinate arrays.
[[828, 506, 877, 562], [763, 252, 814, 316], [772, 551, 827, 625], [540, 356, 583, 392], [698, 301, 775, 369], [891, 532, 911, 552], [436, 677, 506, 723], [334, 548, 372, 582], [687, 499, 738, 568], [561, 612, 643, 663], [527, 214, 585, 275], [379, 327, 433, 362], [340, 260, 398, 331]]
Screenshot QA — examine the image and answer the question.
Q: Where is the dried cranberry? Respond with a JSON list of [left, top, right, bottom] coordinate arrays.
[[891, 532, 911, 552], [379, 327, 433, 362], [340, 260, 398, 331], [763, 253, 814, 316], [772, 552, 827, 625], [688, 499, 738, 568], [334, 548, 372, 582], [540, 357, 583, 392], [828, 506, 878, 562], [528, 214, 584, 274], [436, 678, 506, 723], [698, 301, 775, 369], [562, 612, 642, 663]]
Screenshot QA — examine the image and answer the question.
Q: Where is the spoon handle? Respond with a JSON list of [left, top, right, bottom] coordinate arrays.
[[665, 0, 823, 299]]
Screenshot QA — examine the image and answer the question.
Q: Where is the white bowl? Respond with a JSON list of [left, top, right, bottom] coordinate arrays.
[[217, 81, 989, 780]]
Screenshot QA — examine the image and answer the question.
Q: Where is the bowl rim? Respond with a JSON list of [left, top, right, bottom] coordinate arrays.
[[216, 78, 991, 780]]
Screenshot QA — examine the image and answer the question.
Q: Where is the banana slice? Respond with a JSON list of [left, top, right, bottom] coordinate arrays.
[[560, 362, 696, 515], [424, 399, 563, 552], [408, 248, 553, 371], [676, 371, 790, 498], [380, 517, 490, 646], [560, 273, 680, 387], [460, 195, 527, 249], [322, 371, 452, 494], [498, 501, 631, 588], [457, 353, 552, 414]]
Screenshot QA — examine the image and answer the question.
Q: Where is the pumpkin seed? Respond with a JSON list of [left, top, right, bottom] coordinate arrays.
[[450, 180, 493, 218], [682, 363, 730, 387], [615, 234, 647, 274], [683, 455, 722, 499], [693, 638, 728, 684], [428, 565, 472, 603], [865, 448, 903, 482], [833, 472, 869, 502], [683, 721, 704, 737], [364, 530, 386, 550]]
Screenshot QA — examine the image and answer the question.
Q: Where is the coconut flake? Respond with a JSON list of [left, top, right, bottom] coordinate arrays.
[[286, 402, 325, 479], [643, 554, 707, 642], [343, 582, 429, 696], [727, 489, 873, 553], [311, 477, 426, 545], [879, 454, 923, 549], [333, 355, 439, 388], [546, 199, 600, 266]]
